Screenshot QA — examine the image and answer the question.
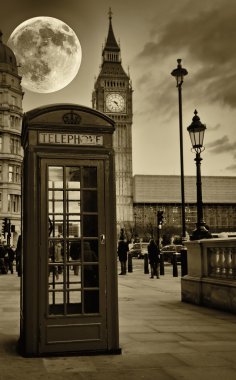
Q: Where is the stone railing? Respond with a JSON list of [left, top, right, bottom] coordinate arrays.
[[208, 245, 236, 280], [181, 238, 236, 314]]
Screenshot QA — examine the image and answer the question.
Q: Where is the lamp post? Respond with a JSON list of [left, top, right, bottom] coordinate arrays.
[[187, 110, 212, 240], [134, 212, 137, 239], [171, 59, 188, 242]]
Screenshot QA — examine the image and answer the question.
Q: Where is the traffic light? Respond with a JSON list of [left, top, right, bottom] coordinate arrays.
[[157, 211, 164, 226], [2, 218, 8, 235]]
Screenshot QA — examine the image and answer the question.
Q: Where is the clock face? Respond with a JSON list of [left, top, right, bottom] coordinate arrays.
[[106, 93, 126, 112]]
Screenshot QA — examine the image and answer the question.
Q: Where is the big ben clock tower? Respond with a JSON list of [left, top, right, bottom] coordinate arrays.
[[92, 9, 133, 232]]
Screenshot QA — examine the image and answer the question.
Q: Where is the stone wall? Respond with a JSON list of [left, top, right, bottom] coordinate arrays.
[[181, 238, 236, 314]]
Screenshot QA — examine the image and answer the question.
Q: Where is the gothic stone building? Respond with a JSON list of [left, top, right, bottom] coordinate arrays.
[[92, 11, 133, 231]]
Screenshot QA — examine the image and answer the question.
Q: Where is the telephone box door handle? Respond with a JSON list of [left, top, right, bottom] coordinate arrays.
[[100, 234, 105, 244]]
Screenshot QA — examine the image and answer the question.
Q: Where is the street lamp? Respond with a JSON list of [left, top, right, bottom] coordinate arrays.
[[171, 58, 188, 242], [187, 110, 212, 240]]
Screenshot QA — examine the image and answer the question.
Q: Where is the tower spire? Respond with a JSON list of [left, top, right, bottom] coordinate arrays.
[[103, 8, 120, 53], [108, 7, 113, 21]]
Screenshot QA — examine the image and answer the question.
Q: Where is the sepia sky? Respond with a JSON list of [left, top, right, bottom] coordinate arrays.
[[1, 0, 236, 177]]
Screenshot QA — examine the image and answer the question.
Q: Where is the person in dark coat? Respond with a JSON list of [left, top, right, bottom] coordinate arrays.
[[0, 243, 7, 274], [148, 239, 160, 279], [117, 237, 129, 275], [6, 245, 15, 274], [15, 235, 22, 277], [70, 239, 81, 275]]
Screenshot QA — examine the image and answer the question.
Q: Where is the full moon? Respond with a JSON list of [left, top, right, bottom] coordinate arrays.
[[8, 16, 82, 93]]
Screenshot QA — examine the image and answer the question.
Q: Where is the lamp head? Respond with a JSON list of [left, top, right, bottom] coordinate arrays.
[[171, 58, 188, 86], [187, 110, 206, 152]]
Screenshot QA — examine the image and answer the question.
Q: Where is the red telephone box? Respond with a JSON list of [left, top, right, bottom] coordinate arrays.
[[20, 104, 120, 356]]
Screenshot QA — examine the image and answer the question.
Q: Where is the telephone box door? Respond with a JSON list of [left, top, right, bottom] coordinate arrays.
[[39, 158, 107, 354]]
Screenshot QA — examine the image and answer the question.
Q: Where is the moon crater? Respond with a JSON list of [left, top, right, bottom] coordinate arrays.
[[8, 16, 82, 93]]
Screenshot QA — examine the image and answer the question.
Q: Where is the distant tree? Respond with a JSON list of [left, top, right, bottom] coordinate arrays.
[[160, 225, 182, 246]]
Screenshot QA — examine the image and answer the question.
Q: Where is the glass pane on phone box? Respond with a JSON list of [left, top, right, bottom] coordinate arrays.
[[66, 291, 82, 314], [69, 240, 81, 262], [49, 200, 63, 213], [48, 166, 63, 188], [84, 290, 99, 313], [48, 217, 63, 237], [66, 219, 81, 238], [84, 265, 99, 287], [66, 167, 80, 188], [48, 267, 64, 285], [49, 241, 64, 263], [83, 215, 98, 237], [67, 201, 81, 213], [49, 214, 63, 222], [67, 190, 80, 201], [49, 292, 64, 315], [66, 266, 81, 285], [83, 241, 98, 262], [67, 190, 81, 213], [48, 265, 64, 282], [83, 167, 97, 188], [83, 190, 97, 212], [48, 190, 63, 200]]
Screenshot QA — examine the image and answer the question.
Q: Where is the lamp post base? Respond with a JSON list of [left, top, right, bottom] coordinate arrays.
[[190, 225, 212, 240]]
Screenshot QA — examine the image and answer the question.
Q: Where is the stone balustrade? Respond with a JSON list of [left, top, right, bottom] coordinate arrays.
[[181, 238, 236, 314], [208, 245, 236, 280]]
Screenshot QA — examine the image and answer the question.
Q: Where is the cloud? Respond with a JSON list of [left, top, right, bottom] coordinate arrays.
[[136, 2, 236, 109], [225, 163, 236, 171], [206, 135, 229, 148], [207, 123, 221, 132], [206, 135, 236, 154], [138, 5, 236, 65]]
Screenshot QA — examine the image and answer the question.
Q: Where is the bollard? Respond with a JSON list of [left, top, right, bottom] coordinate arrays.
[[181, 247, 188, 276], [172, 253, 178, 277], [128, 253, 133, 273], [144, 253, 149, 274], [160, 254, 165, 275]]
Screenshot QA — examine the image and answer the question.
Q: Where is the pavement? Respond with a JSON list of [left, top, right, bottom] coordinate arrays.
[[0, 260, 236, 380]]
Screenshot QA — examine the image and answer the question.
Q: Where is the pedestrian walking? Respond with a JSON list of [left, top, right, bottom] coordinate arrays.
[[5, 245, 15, 274], [54, 239, 63, 279], [117, 234, 129, 275], [15, 235, 22, 277], [70, 238, 81, 275], [0, 242, 8, 274], [148, 239, 160, 279]]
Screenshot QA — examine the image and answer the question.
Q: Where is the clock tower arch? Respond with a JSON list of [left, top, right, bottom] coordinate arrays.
[[92, 9, 133, 233]]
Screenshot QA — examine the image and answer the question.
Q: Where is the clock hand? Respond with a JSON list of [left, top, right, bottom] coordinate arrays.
[[113, 101, 118, 106]]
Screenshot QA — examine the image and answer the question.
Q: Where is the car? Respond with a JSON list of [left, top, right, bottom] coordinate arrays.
[[128, 242, 149, 259], [160, 244, 184, 263]]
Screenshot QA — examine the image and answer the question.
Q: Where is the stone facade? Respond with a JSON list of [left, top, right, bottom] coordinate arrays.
[[0, 33, 23, 246]]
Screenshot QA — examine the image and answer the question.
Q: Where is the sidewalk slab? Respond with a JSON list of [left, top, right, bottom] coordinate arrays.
[[0, 261, 236, 379]]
